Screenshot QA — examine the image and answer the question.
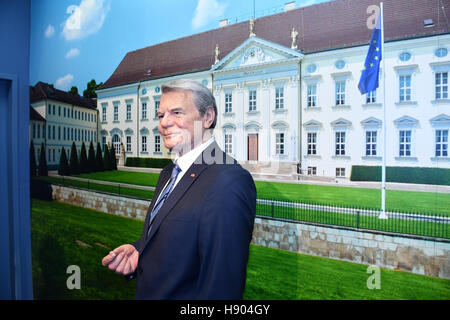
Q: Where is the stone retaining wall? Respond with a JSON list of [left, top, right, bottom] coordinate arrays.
[[52, 185, 450, 279]]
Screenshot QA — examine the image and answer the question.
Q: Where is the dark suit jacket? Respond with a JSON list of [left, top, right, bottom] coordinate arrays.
[[129, 142, 256, 299]]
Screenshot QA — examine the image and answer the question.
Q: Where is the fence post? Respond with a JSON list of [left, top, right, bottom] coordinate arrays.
[[356, 210, 360, 229], [271, 201, 274, 218]]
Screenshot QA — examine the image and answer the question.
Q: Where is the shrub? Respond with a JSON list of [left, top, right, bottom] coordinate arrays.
[[350, 165, 450, 186], [125, 157, 172, 169], [58, 147, 69, 176], [87, 142, 96, 173], [69, 142, 79, 175], [95, 142, 103, 171], [109, 144, 117, 170], [38, 142, 48, 176], [30, 179, 52, 201], [30, 141, 37, 177], [103, 145, 111, 171], [79, 142, 88, 173]]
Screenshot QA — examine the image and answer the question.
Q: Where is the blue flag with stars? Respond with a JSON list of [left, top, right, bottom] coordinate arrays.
[[358, 13, 382, 94]]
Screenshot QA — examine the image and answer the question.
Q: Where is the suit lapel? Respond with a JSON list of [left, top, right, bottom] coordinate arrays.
[[143, 163, 208, 246], [142, 141, 223, 248]]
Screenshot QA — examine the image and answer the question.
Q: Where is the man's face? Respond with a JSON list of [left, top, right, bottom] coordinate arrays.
[[157, 91, 206, 155]]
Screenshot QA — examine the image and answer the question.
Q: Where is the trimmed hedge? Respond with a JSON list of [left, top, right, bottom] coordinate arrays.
[[350, 165, 450, 186], [125, 157, 173, 169]]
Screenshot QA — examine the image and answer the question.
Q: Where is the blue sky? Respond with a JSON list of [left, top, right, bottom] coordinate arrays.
[[30, 0, 329, 93]]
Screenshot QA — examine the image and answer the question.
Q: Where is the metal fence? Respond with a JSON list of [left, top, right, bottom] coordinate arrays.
[[40, 176, 449, 240], [256, 199, 450, 240]]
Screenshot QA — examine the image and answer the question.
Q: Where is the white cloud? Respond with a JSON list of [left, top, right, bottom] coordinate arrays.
[[65, 48, 80, 59], [55, 74, 74, 91], [45, 25, 55, 38], [62, 0, 110, 40], [192, 0, 227, 30]]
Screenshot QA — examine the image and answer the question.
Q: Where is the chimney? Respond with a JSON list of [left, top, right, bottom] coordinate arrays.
[[285, 1, 295, 12], [219, 19, 228, 28]]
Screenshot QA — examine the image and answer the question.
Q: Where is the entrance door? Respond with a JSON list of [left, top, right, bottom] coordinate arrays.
[[247, 134, 258, 161], [112, 134, 121, 156]]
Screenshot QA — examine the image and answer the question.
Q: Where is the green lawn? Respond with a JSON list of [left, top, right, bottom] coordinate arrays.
[[31, 198, 450, 300], [64, 170, 450, 215]]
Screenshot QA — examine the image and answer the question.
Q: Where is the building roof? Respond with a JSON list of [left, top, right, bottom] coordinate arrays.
[[29, 106, 46, 122], [100, 0, 450, 90], [30, 81, 97, 110]]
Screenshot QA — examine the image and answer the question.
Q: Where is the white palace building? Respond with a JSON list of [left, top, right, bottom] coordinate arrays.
[[96, 0, 450, 178]]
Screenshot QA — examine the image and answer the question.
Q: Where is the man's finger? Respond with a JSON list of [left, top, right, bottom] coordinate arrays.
[[102, 251, 116, 266], [108, 252, 125, 271], [115, 256, 128, 274]]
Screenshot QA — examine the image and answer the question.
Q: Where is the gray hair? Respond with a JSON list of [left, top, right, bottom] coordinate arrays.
[[161, 79, 217, 129]]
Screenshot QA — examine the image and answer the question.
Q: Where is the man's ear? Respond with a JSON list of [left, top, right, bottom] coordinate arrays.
[[203, 106, 215, 129]]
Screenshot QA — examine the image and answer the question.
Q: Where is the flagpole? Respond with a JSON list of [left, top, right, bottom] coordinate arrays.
[[379, 1, 388, 219]]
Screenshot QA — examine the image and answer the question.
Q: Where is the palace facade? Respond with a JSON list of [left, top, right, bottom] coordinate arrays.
[[96, 0, 450, 177]]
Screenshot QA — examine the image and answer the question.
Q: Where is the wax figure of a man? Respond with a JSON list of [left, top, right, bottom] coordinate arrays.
[[102, 79, 256, 299]]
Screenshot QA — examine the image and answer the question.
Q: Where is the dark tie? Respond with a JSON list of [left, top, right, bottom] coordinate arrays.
[[147, 164, 181, 237]]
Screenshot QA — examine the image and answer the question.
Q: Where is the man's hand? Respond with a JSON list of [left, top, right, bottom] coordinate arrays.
[[102, 244, 139, 275]]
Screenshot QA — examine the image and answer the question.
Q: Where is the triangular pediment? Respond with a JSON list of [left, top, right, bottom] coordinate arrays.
[[211, 37, 303, 72], [394, 115, 418, 127], [303, 119, 322, 129], [430, 114, 450, 125], [361, 117, 382, 127]]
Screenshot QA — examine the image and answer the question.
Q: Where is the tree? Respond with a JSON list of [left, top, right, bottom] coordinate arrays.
[[38, 142, 48, 176], [69, 142, 80, 175], [30, 141, 37, 177], [83, 79, 103, 99], [87, 142, 96, 173], [95, 142, 104, 171], [79, 142, 88, 173], [58, 147, 69, 176], [103, 144, 110, 171], [69, 86, 79, 95], [109, 144, 117, 171]]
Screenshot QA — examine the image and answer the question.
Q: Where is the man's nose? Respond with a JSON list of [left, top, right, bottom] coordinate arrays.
[[159, 113, 172, 127]]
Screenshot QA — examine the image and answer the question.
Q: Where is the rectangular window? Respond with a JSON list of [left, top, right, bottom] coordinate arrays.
[[399, 75, 412, 102], [32, 123, 36, 139], [435, 72, 448, 100], [126, 136, 131, 152], [366, 90, 376, 103], [336, 167, 345, 177], [249, 90, 257, 111], [126, 104, 131, 121], [225, 93, 232, 113], [307, 166, 317, 175], [102, 136, 106, 151], [365, 131, 377, 156], [102, 106, 106, 122], [141, 136, 147, 152], [275, 87, 284, 109], [155, 135, 161, 153], [37, 124, 40, 138], [114, 105, 118, 121], [307, 84, 317, 108], [335, 81, 346, 105], [276, 133, 285, 155], [64, 108, 66, 117], [436, 129, 448, 157], [154, 100, 160, 119], [307, 132, 317, 155], [399, 130, 411, 156], [58, 106, 61, 116], [58, 126, 61, 140], [335, 131, 346, 156], [53, 126, 55, 140], [142, 102, 147, 120], [224, 134, 232, 154], [48, 149, 51, 163], [48, 125, 51, 139]]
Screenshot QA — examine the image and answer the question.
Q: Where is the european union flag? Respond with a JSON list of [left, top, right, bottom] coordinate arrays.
[[358, 13, 382, 94]]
